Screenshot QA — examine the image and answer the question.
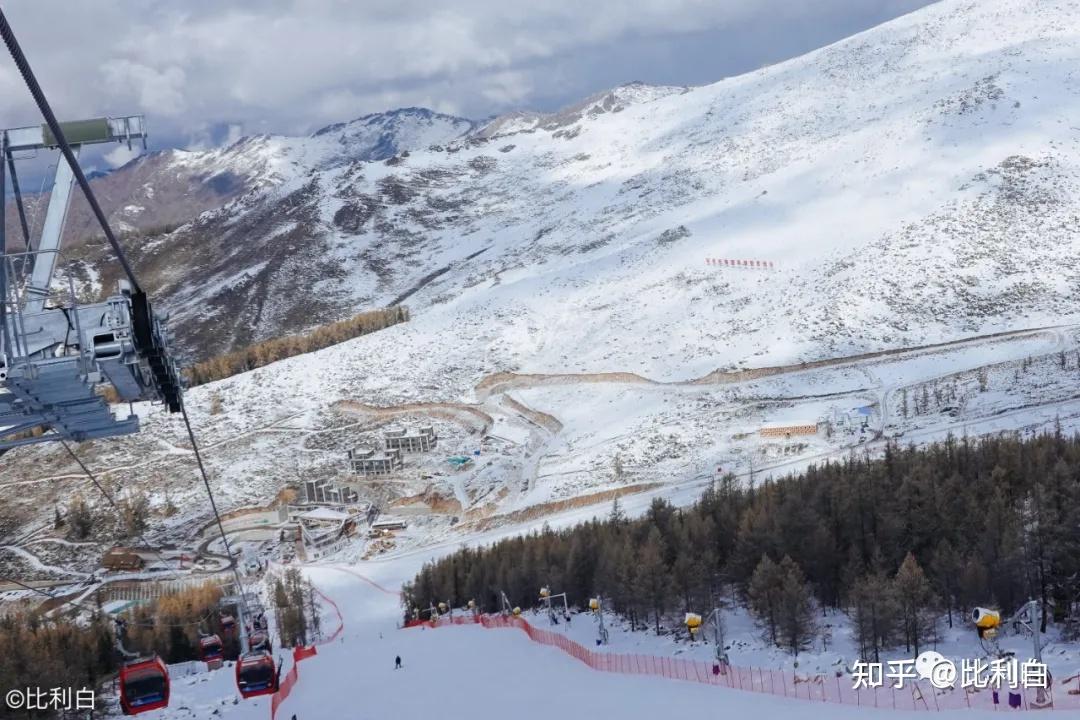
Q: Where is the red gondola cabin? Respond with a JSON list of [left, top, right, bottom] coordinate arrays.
[[119, 657, 169, 715], [199, 634, 223, 662], [236, 651, 278, 698], [249, 629, 270, 652]]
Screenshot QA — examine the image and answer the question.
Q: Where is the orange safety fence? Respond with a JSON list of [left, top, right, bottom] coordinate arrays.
[[404, 613, 1079, 712], [706, 258, 775, 269], [316, 589, 345, 643], [269, 660, 300, 719], [269, 586, 345, 719]]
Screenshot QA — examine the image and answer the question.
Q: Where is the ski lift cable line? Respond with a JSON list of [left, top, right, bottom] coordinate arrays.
[[0, 573, 101, 615], [3, 1, 248, 648], [61, 440, 185, 583], [0, 9, 141, 291], [177, 396, 251, 615], [0, 573, 220, 628]]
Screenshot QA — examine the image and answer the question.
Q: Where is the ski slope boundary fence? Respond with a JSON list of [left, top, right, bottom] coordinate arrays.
[[269, 587, 345, 719], [705, 258, 774, 269], [403, 614, 1080, 712]]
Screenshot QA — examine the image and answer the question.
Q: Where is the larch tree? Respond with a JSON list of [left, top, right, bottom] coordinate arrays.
[[894, 552, 935, 655], [851, 572, 897, 664], [635, 526, 671, 635], [929, 540, 962, 628], [748, 554, 785, 646], [777, 556, 817, 657]]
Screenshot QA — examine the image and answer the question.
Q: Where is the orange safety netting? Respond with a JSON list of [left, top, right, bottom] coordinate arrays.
[[404, 613, 1079, 712], [270, 587, 344, 719]]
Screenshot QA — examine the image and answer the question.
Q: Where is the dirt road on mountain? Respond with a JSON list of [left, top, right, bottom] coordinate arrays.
[[473, 326, 1065, 398], [333, 400, 493, 433]]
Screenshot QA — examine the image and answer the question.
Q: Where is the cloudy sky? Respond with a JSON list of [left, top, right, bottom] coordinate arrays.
[[0, 0, 936, 167]]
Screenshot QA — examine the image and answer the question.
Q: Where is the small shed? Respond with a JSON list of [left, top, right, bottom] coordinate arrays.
[[102, 547, 145, 571], [371, 518, 407, 532], [298, 507, 350, 523]]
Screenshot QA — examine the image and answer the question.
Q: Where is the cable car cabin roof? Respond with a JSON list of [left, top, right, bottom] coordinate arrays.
[[119, 658, 169, 715], [238, 657, 274, 677], [236, 652, 277, 697], [199, 635, 223, 658], [121, 658, 167, 684]]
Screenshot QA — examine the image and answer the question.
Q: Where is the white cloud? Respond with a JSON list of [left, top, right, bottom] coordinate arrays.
[[479, 71, 534, 107], [103, 144, 141, 168], [222, 123, 244, 147], [101, 59, 187, 116], [0, 1, 938, 150]]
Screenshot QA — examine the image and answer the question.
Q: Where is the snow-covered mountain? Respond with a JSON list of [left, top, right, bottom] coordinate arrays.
[[3, 107, 478, 255], [1, 147, 249, 253], [312, 107, 477, 162], [473, 82, 688, 138], [56, 0, 1079, 367], [9, 9, 1080, 715], [5, 0, 1080, 544]]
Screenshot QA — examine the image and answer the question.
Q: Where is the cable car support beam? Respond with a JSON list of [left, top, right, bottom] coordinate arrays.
[[0, 8, 180, 450]]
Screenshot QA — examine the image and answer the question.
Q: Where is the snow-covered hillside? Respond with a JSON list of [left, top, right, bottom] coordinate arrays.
[[5, 0, 1080, 554], [5, 106, 478, 282], [91, 0, 1080, 366], [128, 562, 1067, 720], [312, 107, 477, 161]]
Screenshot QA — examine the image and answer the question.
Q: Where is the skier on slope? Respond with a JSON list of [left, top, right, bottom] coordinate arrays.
[[395, 655, 402, 669]]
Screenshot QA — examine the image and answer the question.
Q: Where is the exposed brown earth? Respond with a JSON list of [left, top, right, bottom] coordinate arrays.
[[465, 482, 663, 531]]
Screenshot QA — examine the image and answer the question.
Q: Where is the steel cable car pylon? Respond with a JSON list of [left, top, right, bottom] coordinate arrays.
[[1, 9, 282, 706], [221, 586, 281, 699], [0, 11, 182, 452]]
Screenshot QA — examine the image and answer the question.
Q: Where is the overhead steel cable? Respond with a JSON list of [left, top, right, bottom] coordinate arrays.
[[176, 397, 248, 599], [177, 394, 269, 651], [0, 574, 101, 615], [0, 6, 252, 640], [0, 8, 141, 291], [0, 574, 220, 628], [61, 440, 186, 583]]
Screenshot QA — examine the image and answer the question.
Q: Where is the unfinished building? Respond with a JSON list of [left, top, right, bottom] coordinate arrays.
[[348, 447, 404, 476], [303, 478, 361, 504], [383, 425, 437, 453]]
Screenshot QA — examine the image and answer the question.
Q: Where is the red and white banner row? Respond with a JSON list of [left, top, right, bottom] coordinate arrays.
[[706, 258, 775, 269]]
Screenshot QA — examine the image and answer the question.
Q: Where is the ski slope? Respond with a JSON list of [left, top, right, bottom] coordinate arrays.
[[143, 560, 1049, 720], [5, 0, 1080, 539]]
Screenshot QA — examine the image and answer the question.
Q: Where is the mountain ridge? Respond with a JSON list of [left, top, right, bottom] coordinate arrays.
[[4, 0, 1080, 568], [14, 0, 1080, 373]]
